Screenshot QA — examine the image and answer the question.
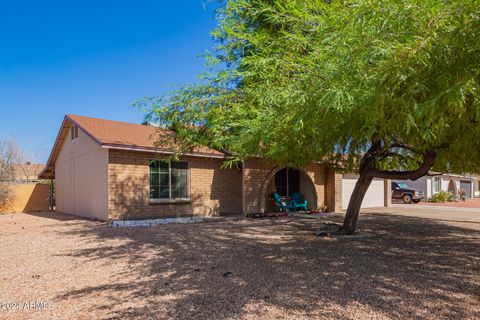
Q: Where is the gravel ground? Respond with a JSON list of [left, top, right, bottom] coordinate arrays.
[[1, 212, 479, 320]]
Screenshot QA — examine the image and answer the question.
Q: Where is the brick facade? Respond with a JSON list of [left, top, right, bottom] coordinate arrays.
[[242, 158, 327, 214], [108, 149, 242, 220], [325, 168, 343, 212], [107, 149, 385, 220], [384, 179, 392, 207], [44, 115, 390, 221]]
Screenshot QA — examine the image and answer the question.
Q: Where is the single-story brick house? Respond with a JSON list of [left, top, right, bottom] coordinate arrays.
[[39, 115, 391, 221]]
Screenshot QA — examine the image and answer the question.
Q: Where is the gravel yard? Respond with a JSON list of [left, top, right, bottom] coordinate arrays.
[[1, 212, 479, 320]]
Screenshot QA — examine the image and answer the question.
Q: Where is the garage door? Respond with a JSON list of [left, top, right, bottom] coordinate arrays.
[[342, 175, 385, 209], [459, 180, 472, 198]]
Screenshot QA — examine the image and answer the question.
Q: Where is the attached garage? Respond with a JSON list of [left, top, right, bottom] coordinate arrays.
[[342, 174, 385, 209], [459, 180, 472, 198]]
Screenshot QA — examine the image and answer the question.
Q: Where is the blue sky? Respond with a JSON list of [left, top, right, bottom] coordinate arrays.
[[0, 1, 220, 162]]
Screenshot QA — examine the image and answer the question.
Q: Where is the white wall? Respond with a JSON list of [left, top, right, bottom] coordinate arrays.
[[426, 178, 432, 198], [398, 175, 478, 199], [342, 175, 385, 209], [55, 125, 109, 220], [435, 175, 477, 198], [441, 178, 450, 192]]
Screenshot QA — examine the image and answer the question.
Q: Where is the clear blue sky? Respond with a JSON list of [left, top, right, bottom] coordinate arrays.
[[0, 1, 220, 163]]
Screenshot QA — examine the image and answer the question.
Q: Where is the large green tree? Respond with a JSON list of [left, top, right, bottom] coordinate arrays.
[[137, 0, 480, 234]]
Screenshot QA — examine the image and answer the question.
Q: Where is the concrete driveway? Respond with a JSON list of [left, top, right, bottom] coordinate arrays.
[[365, 204, 480, 223]]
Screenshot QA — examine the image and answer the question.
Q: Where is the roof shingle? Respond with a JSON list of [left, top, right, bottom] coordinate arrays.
[[67, 114, 222, 155], [39, 114, 224, 179]]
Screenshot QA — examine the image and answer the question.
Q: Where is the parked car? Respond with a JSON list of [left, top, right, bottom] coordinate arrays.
[[391, 181, 425, 204]]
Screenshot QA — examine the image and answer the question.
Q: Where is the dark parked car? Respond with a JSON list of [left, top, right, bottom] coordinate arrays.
[[391, 181, 425, 204]]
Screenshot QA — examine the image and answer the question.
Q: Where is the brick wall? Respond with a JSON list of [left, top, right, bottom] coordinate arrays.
[[242, 158, 327, 214], [384, 179, 392, 207], [325, 168, 343, 212], [108, 149, 242, 220]]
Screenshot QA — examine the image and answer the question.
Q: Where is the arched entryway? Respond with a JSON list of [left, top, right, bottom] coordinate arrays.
[[260, 167, 317, 213], [448, 179, 457, 195]]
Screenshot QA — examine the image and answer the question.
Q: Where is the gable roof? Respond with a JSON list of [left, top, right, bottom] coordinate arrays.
[[38, 114, 224, 179]]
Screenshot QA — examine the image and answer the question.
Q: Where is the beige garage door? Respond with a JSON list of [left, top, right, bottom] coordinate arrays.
[[342, 175, 385, 209]]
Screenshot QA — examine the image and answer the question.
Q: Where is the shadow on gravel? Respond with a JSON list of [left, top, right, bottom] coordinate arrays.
[[53, 214, 480, 320], [26, 211, 98, 222]]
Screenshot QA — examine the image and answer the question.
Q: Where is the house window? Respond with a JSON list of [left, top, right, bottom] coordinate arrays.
[[433, 176, 440, 193], [71, 125, 78, 140], [149, 160, 189, 200], [274, 168, 300, 197]]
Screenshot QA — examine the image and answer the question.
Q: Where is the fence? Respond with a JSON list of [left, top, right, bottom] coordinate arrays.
[[0, 183, 51, 213]]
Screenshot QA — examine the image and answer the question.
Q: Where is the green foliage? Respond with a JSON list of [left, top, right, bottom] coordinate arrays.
[[431, 190, 454, 202], [136, 0, 480, 173]]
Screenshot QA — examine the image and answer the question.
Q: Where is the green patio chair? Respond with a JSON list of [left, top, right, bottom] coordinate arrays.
[[273, 192, 294, 212], [292, 192, 308, 211]]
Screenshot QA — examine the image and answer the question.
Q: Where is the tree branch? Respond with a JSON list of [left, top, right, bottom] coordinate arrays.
[[359, 140, 381, 174], [377, 151, 419, 164], [370, 150, 436, 180], [391, 140, 422, 154]]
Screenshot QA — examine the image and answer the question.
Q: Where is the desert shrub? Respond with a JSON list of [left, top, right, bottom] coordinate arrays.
[[0, 184, 12, 213], [449, 192, 458, 201], [431, 191, 454, 203]]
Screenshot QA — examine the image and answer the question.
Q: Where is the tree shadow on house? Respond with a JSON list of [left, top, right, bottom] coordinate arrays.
[[209, 165, 243, 216], [52, 214, 480, 319], [109, 171, 228, 220]]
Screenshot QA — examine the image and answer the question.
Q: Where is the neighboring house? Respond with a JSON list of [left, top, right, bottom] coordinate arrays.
[[12, 163, 45, 183], [0, 163, 51, 213], [396, 174, 479, 200], [39, 115, 391, 221]]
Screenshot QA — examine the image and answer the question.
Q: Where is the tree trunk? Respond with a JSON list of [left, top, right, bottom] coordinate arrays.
[[340, 171, 374, 235], [338, 145, 436, 235]]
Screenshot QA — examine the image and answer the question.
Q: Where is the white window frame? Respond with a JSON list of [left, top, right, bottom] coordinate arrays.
[[432, 176, 441, 194], [149, 160, 190, 203]]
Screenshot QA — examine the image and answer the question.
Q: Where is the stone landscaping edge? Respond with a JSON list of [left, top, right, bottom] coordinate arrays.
[[110, 217, 204, 227]]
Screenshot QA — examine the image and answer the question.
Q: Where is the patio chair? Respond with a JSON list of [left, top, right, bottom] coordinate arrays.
[[273, 192, 294, 212], [292, 192, 308, 211]]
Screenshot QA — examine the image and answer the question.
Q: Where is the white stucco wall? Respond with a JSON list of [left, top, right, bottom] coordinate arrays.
[[435, 175, 477, 198], [455, 180, 461, 194], [474, 180, 480, 197], [441, 179, 450, 192], [55, 125, 108, 220], [397, 175, 478, 199], [426, 178, 432, 198]]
